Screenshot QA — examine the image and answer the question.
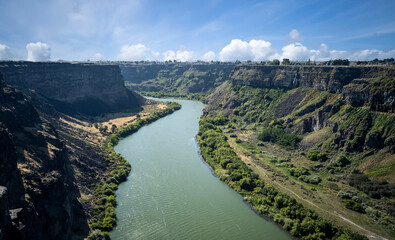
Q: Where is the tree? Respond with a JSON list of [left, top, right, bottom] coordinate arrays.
[[87, 230, 108, 240], [270, 59, 280, 65], [282, 58, 291, 65], [111, 124, 117, 133]]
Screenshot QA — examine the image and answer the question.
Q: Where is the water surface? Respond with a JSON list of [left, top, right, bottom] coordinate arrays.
[[110, 98, 291, 240]]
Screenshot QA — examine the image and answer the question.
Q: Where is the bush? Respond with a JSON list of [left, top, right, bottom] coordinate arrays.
[[348, 173, 395, 199], [344, 200, 365, 213], [307, 150, 327, 162], [258, 127, 301, 149], [87, 230, 109, 240], [334, 154, 350, 167]]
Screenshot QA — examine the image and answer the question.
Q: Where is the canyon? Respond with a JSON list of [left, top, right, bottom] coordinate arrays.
[[0, 61, 394, 239]]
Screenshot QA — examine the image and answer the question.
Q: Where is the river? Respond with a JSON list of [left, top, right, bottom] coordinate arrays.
[[110, 98, 291, 240]]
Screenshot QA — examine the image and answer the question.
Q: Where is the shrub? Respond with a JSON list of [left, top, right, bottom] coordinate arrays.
[[258, 127, 301, 149], [307, 150, 327, 162], [348, 173, 395, 199], [87, 230, 109, 240], [334, 153, 350, 167], [344, 200, 365, 213]]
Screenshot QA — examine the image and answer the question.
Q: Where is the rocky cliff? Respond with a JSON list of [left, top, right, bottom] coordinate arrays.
[[120, 62, 235, 95], [230, 65, 395, 112], [0, 73, 88, 239], [0, 61, 143, 116]]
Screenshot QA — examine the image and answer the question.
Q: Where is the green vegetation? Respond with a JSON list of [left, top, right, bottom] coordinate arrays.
[[344, 200, 365, 213], [307, 150, 328, 162], [348, 173, 394, 199], [258, 127, 301, 149], [140, 91, 207, 101], [89, 102, 181, 235], [87, 229, 110, 240], [198, 117, 367, 240]]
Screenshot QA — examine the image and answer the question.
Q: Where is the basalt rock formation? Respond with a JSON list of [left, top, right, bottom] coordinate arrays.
[[120, 62, 235, 95], [0, 73, 89, 239], [0, 61, 143, 116], [230, 65, 395, 112]]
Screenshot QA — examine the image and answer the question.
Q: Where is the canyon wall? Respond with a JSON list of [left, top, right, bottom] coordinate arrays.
[[0, 61, 143, 116], [230, 65, 395, 112], [120, 62, 236, 94], [0, 73, 88, 239]]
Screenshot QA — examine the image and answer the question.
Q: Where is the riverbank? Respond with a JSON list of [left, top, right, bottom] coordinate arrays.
[[197, 117, 369, 240], [87, 101, 181, 238]]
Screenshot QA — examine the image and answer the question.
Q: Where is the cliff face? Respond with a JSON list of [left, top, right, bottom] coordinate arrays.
[[0, 61, 143, 116], [120, 63, 235, 95], [230, 65, 395, 112], [205, 66, 395, 179], [0, 73, 88, 239]]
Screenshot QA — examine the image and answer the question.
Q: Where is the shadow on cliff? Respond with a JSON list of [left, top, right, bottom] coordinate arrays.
[[44, 90, 144, 119]]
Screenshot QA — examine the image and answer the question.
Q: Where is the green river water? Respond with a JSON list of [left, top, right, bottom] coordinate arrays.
[[110, 98, 291, 240]]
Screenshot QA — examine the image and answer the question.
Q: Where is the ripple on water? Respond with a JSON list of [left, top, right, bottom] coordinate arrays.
[[110, 99, 291, 240]]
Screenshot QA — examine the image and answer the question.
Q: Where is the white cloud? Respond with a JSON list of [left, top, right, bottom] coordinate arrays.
[[163, 50, 196, 62], [26, 42, 51, 61], [89, 53, 105, 61], [151, 51, 160, 59], [289, 29, 302, 42], [219, 39, 252, 61], [279, 42, 395, 61], [334, 49, 395, 61], [0, 44, 13, 60], [249, 40, 276, 61], [201, 51, 216, 61], [219, 39, 276, 61], [281, 42, 313, 61], [117, 43, 149, 61]]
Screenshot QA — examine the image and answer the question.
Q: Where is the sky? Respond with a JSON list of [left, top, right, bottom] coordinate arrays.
[[0, 0, 395, 62]]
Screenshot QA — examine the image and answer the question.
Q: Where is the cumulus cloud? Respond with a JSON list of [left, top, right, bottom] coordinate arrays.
[[89, 53, 105, 61], [151, 51, 160, 59], [163, 50, 196, 62], [332, 49, 395, 61], [219, 39, 276, 61], [0, 44, 13, 60], [279, 42, 395, 61], [26, 42, 51, 61], [289, 29, 302, 42], [117, 43, 149, 61], [281, 42, 314, 61], [201, 51, 216, 61]]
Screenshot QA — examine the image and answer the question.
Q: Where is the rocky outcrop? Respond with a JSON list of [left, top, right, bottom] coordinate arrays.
[[230, 65, 395, 112], [0, 61, 143, 116], [0, 73, 89, 239]]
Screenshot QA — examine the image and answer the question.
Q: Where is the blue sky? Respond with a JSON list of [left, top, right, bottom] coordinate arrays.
[[0, 0, 394, 61]]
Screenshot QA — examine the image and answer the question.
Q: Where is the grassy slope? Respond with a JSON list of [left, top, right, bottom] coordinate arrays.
[[202, 81, 395, 239]]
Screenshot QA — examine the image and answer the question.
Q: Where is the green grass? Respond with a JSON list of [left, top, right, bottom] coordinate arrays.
[[366, 164, 395, 177]]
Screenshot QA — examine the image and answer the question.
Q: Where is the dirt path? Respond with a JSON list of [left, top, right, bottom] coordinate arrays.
[[230, 141, 388, 240]]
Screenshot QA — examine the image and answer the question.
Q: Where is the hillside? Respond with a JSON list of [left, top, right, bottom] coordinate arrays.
[[0, 73, 89, 239], [201, 65, 395, 239], [120, 62, 235, 99]]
